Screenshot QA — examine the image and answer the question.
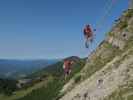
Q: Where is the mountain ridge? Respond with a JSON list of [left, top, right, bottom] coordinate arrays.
[[0, 59, 59, 79]]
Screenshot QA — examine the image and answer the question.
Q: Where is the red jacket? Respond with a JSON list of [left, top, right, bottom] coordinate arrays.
[[84, 26, 93, 38], [63, 60, 73, 70]]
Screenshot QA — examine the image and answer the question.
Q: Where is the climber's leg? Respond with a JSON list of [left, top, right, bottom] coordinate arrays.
[[85, 38, 89, 48]]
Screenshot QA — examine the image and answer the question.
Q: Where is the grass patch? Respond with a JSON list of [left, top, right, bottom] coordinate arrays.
[[0, 76, 53, 100], [124, 9, 133, 18], [108, 32, 115, 37], [127, 95, 133, 100], [74, 74, 81, 83], [15, 77, 64, 100], [118, 21, 128, 30]]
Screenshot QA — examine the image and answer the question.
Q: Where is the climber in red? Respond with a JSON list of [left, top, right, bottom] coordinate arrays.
[[83, 24, 94, 48], [63, 60, 74, 80]]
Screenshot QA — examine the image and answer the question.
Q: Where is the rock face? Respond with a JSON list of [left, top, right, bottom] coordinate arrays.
[[60, 9, 133, 100], [129, 0, 133, 9]]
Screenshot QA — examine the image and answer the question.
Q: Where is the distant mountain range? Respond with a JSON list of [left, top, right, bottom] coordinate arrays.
[[0, 59, 59, 79], [0, 56, 85, 98]]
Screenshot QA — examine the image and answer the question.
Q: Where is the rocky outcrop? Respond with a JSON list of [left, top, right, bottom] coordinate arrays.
[[60, 9, 133, 100]]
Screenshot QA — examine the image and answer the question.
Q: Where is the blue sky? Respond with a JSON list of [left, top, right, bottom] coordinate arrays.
[[0, 0, 128, 59]]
